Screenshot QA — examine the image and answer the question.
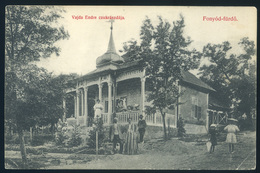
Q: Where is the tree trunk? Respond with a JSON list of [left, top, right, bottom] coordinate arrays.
[[17, 123, 28, 168], [30, 127, 33, 142], [161, 112, 167, 141], [167, 117, 170, 139]]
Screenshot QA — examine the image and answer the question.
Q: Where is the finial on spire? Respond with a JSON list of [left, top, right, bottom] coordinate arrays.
[[107, 19, 115, 30]]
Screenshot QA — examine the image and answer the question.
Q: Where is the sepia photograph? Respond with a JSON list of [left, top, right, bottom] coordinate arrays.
[[4, 6, 257, 170]]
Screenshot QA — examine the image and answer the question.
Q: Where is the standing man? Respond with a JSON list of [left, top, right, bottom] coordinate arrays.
[[110, 117, 123, 154], [138, 114, 147, 144], [93, 99, 103, 120]]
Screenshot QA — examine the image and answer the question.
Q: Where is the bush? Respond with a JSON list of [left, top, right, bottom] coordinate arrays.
[[67, 125, 82, 147], [55, 121, 69, 146], [87, 118, 105, 149], [5, 134, 20, 145], [177, 117, 186, 137], [31, 136, 45, 146], [31, 134, 54, 146], [55, 130, 68, 146]]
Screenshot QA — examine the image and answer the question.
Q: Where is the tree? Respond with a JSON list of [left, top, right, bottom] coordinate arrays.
[[5, 6, 69, 168], [122, 16, 201, 140], [42, 73, 78, 132], [199, 37, 256, 127]]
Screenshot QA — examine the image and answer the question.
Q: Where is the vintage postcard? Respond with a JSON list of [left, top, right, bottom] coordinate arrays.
[[5, 6, 256, 170]]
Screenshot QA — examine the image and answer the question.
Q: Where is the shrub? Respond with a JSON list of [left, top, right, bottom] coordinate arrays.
[[31, 136, 45, 146], [5, 134, 20, 145], [5, 134, 14, 144], [55, 121, 69, 146], [177, 117, 186, 137], [67, 125, 82, 147], [55, 131, 68, 146], [31, 134, 54, 146], [87, 118, 105, 149]]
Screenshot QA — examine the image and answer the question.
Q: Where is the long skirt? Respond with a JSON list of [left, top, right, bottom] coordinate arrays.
[[124, 131, 138, 155], [226, 133, 237, 143]]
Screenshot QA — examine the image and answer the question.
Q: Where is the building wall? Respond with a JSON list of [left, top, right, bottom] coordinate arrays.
[[179, 85, 208, 124]]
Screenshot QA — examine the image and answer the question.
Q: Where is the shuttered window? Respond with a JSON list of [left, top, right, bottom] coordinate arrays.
[[191, 96, 202, 119]]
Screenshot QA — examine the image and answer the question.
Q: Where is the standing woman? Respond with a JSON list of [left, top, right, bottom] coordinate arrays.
[[93, 99, 103, 120], [125, 118, 138, 155], [224, 118, 240, 153]]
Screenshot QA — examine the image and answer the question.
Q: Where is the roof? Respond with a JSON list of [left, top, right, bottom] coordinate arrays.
[[96, 28, 124, 67], [181, 70, 215, 92], [208, 94, 230, 110], [76, 60, 141, 82], [77, 62, 215, 92]]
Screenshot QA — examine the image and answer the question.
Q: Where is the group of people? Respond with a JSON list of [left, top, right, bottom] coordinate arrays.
[[209, 118, 240, 154], [93, 99, 146, 155], [94, 99, 241, 155], [109, 114, 147, 155]]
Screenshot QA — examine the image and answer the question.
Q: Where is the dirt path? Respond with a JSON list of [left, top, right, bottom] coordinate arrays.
[[47, 131, 256, 170]]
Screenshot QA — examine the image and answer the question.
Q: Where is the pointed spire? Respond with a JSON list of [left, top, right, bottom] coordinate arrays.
[[107, 19, 116, 53], [96, 20, 124, 67]]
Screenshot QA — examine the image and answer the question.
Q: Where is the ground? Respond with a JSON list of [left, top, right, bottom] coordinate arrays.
[[5, 131, 256, 170]]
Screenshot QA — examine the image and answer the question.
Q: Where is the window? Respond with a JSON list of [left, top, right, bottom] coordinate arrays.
[[191, 96, 202, 119]]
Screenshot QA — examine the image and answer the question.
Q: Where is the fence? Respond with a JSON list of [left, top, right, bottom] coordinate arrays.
[[101, 111, 176, 128], [115, 111, 140, 124], [146, 112, 177, 128]]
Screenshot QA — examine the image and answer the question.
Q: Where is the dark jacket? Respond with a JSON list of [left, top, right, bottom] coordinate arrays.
[[138, 119, 147, 130]]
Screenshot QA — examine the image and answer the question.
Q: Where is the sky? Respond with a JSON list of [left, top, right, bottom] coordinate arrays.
[[35, 6, 257, 76]]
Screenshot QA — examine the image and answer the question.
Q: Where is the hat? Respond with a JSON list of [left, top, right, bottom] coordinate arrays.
[[210, 124, 217, 127], [228, 118, 238, 122], [114, 117, 118, 120], [139, 114, 143, 118]]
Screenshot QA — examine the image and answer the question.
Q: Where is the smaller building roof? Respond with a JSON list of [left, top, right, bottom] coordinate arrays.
[[181, 70, 215, 92], [208, 94, 230, 111]]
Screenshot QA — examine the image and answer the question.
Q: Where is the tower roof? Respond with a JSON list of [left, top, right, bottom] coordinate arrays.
[[96, 21, 124, 67]]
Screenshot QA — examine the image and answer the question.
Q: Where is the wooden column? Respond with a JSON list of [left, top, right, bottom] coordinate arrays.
[[98, 83, 103, 102], [63, 97, 66, 122], [141, 77, 146, 118], [108, 82, 112, 124], [74, 95, 76, 118], [81, 90, 84, 117], [76, 90, 80, 125], [206, 93, 209, 132], [113, 82, 117, 113], [84, 87, 88, 126]]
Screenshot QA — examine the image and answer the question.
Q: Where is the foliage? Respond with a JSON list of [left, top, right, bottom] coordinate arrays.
[[55, 121, 69, 146], [31, 134, 54, 146], [87, 118, 106, 148], [5, 134, 20, 145], [5, 5, 70, 127], [121, 15, 201, 140], [67, 125, 83, 147], [177, 117, 186, 137], [5, 6, 69, 167], [199, 37, 256, 128]]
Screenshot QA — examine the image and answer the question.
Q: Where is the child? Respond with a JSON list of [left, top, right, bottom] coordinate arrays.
[[224, 118, 240, 153], [209, 124, 217, 153]]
